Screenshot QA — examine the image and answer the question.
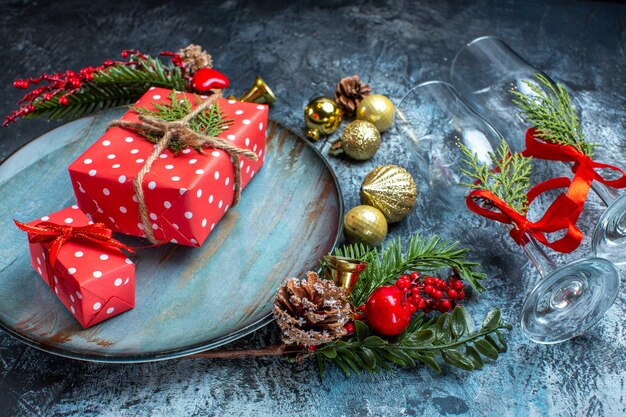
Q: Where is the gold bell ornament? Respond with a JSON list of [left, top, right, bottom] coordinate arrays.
[[229, 76, 277, 105], [356, 94, 395, 132], [329, 120, 381, 161], [343, 205, 388, 247], [323, 255, 368, 293], [304, 97, 343, 141], [360, 165, 417, 223]]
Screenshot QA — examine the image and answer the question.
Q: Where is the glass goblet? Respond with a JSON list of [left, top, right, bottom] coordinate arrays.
[[396, 80, 620, 344], [450, 35, 626, 265]]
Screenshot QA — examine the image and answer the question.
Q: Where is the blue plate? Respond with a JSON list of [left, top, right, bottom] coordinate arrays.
[[0, 109, 342, 362]]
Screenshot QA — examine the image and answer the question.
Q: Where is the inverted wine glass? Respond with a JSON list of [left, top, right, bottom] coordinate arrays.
[[450, 36, 626, 265], [396, 80, 620, 344]]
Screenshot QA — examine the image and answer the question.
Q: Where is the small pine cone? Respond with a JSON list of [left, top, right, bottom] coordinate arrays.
[[273, 271, 352, 346], [178, 44, 213, 75], [334, 75, 372, 117]]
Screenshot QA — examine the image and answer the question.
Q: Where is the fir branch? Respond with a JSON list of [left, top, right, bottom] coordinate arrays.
[[332, 234, 486, 305], [511, 73, 594, 156], [315, 306, 511, 376], [133, 91, 232, 153], [17, 53, 189, 124], [460, 140, 532, 215]]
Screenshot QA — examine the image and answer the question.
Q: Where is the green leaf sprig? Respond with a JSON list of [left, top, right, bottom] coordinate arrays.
[[460, 140, 532, 215], [511, 73, 595, 156], [315, 306, 511, 377]]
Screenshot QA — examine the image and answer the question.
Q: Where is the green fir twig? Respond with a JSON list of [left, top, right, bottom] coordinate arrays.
[[133, 91, 232, 153], [331, 234, 486, 305], [511, 73, 595, 156], [459, 140, 532, 215]]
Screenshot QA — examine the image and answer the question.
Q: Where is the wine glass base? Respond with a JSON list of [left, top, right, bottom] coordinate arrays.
[[592, 193, 626, 265], [521, 257, 620, 344]]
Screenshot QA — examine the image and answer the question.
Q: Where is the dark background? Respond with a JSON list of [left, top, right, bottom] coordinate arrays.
[[1, 1, 625, 416]]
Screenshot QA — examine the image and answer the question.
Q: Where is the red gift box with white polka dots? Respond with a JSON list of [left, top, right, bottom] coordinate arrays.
[[25, 206, 135, 328], [68, 87, 267, 247]]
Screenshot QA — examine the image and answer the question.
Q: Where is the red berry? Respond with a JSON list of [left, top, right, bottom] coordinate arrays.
[[424, 285, 434, 295], [191, 67, 230, 92], [69, 78, 81, 88], [308, 345, 317, 351], [365, 285, 412, 336], [410, 284, 420, 294], [447, 289, 458, 299], [409, 293, 421, 305], [457, 290, 465, 300], [396, 276, 411, 291], [59, 96, 69, 106], [121, 50, 129, 58], [43, 93, 53, 100], [409, 303, 417, 313], [417, 300, 426, 310], [432, 290, 443, 300], [357, 304, 366, 312], [103, 60, 115, 67], [424, 277, 434, 286], [13, 80, 28, 89], [438, 300, 452, 313], [452, 280, 464, 290], [409, 271, 421, 281], [344, 322, 355, 334]]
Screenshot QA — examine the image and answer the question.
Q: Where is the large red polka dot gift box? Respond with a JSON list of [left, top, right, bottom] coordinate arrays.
[[68, 87, 267, 247], [16, 206, 136, 328]]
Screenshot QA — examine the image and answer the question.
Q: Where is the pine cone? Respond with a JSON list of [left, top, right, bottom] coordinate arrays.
[[178, 44, 213, 75], [334, 75, 372, 117], [273, 271, 352, 346]]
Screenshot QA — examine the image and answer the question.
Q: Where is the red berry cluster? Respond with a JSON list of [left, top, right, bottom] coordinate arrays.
[[4, 49, 186, 127], [396, 271, 465, 314]]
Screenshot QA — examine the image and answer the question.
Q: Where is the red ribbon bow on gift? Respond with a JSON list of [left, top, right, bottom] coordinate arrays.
[[522, 128, 626, 215], [466, 175, 585, 253], [14, 220, 135, 291]]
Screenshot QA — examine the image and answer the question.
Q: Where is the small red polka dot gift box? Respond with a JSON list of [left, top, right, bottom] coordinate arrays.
[[68, 87, 267, 247], [16, 206, 135, 329]]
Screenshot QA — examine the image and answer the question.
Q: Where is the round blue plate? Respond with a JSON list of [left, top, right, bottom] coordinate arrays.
[[0, 109, 342, 362]]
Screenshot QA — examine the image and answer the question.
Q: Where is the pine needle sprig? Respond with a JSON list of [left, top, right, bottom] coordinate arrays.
[[315, 306, 511, 377], [511, 73, 595, 156], [460, 140, 532, 215], [133, 91, 232, 153], [332, 234, 486, 306]]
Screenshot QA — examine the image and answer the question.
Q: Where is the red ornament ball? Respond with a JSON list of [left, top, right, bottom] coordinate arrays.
[[191, 68, 230, 92], [365, 285, 412, 336]]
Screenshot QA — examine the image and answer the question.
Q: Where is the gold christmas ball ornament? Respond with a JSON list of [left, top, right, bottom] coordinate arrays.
[[343, 205, 388, 247], [360, 165, 417, 223], [304, 96, 343, 141], [356, 94, 395, 132], [329, 120, 381, 161]]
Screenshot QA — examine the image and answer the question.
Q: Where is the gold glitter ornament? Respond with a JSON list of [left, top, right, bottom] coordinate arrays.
[[360, 165, 417, 223], [329, 120, 381, 161], [356, 94, 395, 132], [304, 97, 343, 141], [343, 205, 388, 247]]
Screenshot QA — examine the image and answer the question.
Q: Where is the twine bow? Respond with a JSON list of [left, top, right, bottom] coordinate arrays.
[[14, 220, 135, 291], [107, 93, 259, 244]]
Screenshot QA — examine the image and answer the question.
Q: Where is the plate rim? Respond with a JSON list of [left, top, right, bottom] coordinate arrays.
[[0, 110, 344, 363]]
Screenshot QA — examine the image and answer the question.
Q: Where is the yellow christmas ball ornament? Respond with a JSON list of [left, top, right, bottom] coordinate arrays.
[[343, 205, 388, 247], [329, 120, 381, 161], [304, 96, 343, 141], [360, 165, 417, 223], [356, 94, 395, 132]]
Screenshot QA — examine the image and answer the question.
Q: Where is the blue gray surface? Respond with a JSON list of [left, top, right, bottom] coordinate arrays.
[[0, 0, 625, 416]]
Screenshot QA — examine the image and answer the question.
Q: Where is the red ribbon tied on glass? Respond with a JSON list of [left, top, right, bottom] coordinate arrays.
[[14, 220, 135, 291], [466, 174, 585, 254], [522, 128, 626, 218]]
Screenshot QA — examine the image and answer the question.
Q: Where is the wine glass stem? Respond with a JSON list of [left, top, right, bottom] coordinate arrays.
[[520, 233, 557, 279], [591, 181, 619, 206]]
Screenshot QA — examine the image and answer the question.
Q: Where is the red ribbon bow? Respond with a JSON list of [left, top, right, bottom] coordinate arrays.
[[466, 176, 584, 253], [522, 128, 626, 218], [14, 220, 135, 291]]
